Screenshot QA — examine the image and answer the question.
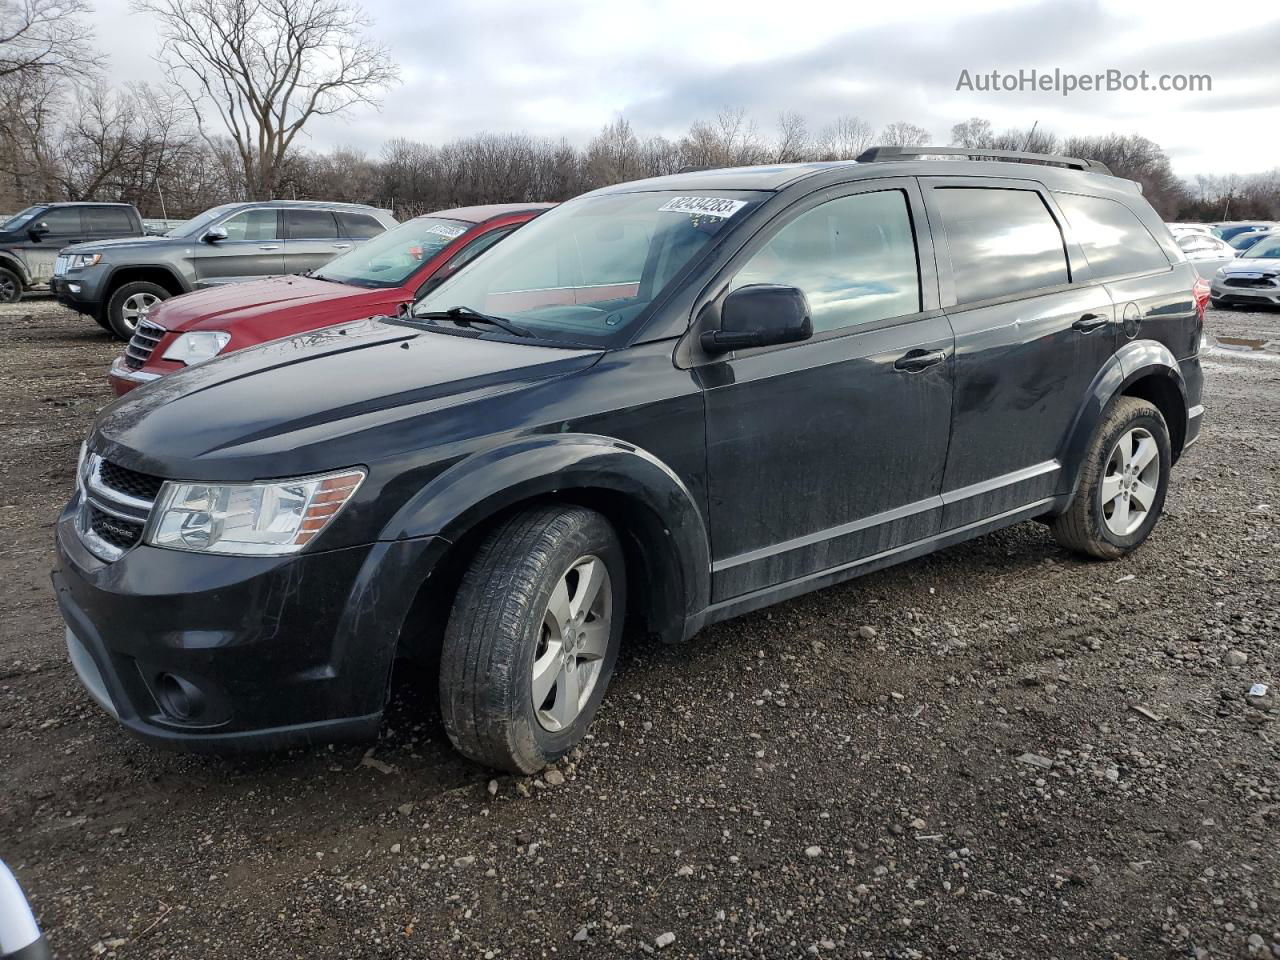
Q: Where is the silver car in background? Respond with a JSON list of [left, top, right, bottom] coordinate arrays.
[[1210, 233, 1280, 307], [1177, 231, 1239, 279]]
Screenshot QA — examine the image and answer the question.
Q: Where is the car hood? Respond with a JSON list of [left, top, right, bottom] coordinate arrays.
[[90, 316, 603, 480], [149, 275, 381, 331], [1219, 257, 1280, 276], [60, 235, 173, 254]]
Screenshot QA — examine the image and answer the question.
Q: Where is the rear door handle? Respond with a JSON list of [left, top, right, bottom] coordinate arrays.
[[258, 244, 281, 251], [1072, 312, 1109, 332], [332, 242, 352, 250], [894, 349, 947, 372]]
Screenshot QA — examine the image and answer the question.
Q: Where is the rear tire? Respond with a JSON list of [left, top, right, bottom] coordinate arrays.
[[1052, 397, 1171, 560], [439, 506, 625, 773], [106, 281, 169, 340], [0, 267, 20, 303]]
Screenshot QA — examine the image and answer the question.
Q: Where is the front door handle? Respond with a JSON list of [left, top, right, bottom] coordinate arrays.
[[894, 349, 947, 373], [1072, 312, 1109, 332], [258, 244, 281, 251]]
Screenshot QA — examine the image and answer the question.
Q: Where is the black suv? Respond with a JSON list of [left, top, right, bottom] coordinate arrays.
[[53, 147, 1206, 772], [50, 200, 396, 338], [0, 202, 143, 303]]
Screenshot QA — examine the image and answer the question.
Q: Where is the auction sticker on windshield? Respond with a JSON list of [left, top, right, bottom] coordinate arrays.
[[657, 196, 748, 218], [425, 223, 468, 239]]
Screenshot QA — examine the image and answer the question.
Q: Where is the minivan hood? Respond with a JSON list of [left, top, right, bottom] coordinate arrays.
[[150, 275, 378, 331], [91, 316, 602, 479]]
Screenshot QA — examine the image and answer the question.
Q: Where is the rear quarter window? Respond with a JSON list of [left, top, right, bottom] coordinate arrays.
[[933, 187, 1069, 304], [337, 212, 385, 239], [1054, 192, 1170, 279]]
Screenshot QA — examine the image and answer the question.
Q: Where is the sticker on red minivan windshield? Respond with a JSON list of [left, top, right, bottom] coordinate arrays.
[[657, 196, 748, 219], [424, 223, 468, 239]]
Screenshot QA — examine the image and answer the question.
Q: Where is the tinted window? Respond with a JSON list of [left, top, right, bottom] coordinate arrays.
[[38, 207, 83, 235], [731, 190, 920, 333], [935, 188, 1069, 304], [285, 209, 338, 239], [1230, 230, 1274, 251], [221, 209, 280, 241], [1055, 192, 1169, 278], [337, 212, 385, 239], [86, 207, 134, 233]]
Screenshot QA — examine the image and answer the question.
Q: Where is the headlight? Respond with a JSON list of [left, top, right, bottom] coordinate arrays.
[[75, 442, 89, 492], [69, 253, 102, 269], [146, 469, 365, 556], [162, 331, 232, 366]]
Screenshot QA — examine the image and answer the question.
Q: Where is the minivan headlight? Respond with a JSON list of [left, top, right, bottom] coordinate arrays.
[[146, 469, 365, 555], [162, 331, 232, 366]]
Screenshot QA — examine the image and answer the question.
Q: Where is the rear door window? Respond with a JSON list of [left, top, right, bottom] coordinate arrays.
[[284, 210, 339, 240], [336, 212, 385, 239], [933, 187, 1069, 304], [1054, 192, 1169, 278], [86, 207, 134, 233]]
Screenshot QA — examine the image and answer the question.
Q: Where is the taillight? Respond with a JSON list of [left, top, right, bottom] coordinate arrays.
[[1192, 276, 1210, 322]]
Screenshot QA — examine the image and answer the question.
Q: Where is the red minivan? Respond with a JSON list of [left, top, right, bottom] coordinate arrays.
[[108, 204, 553, 395]]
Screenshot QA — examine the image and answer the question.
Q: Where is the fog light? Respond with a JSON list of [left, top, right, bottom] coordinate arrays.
[[68, 283, 81, 293], [155, 673, 205, 721]]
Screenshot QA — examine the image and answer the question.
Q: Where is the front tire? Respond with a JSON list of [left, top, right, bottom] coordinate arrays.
[[1052, 397, 1171, 559], [440, 506, 626, 773], [106, 281, 169, 340], [0, 267, 21, 303]]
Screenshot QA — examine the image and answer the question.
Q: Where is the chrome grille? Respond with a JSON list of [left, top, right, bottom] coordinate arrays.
[[1224, 276, 1278, 289], [54, 255, 71, 276], [123, 320, 166, 369], [76, 454, 163, 561]]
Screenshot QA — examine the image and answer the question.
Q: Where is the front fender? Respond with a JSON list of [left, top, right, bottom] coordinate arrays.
[[384, 434, 711, 642], [0, 253, 30, 285], [1058, 339, 1188, 503]]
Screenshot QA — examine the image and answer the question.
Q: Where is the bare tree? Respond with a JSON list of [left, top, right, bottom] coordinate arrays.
[[815, 114, 873, 160], [950, 117, 993, 148], [135, 0, 400, 199], [772, 111, 810, 163], [878, 121, 931, 147], [0, 0, 100, 81]]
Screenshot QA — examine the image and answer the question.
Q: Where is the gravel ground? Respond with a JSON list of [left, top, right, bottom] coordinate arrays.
[[1, 297, 1277, 960]]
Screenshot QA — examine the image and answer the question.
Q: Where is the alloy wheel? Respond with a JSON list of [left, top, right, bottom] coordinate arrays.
[[0, 275, 17, 303], [120, 292, 160, 334], [532, 555, 612, 732], [1100, 427, 1160, 537]]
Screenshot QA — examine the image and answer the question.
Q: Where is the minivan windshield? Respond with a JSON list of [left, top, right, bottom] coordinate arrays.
[[412, 190, 765, 345], [167, 204, 240, 238], [314, 217, 472, 288]]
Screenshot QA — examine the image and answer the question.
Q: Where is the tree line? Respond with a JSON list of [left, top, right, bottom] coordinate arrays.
[[2, 0, 1277, 222]]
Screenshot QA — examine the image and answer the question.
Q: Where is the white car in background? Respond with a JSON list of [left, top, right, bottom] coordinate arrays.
[[1168, 222, 1214, 237], [1210, 233, 1280, 308], [1177, 232, 1240, 279]]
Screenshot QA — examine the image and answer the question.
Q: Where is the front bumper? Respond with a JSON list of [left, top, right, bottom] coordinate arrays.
[[108, 356, 165, 396], [1210, 276, 1280, 306], [53, 498, 447, 752], [50, 271, 107, 315]]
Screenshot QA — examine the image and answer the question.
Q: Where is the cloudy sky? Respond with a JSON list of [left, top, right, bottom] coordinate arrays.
[[91, 0, 1278, 178]]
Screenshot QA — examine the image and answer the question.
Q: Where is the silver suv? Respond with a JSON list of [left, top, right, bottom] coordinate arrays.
[[50, 200, 397, 338]]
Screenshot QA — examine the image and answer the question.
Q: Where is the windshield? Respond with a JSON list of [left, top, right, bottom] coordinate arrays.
[[1241, 238, 1280, 260], [314, 217, 471, 287], [412, 190, 765, 346], [1229, 230, 1274, 250], [167, 203, 241, 238], [1, 206, 42, 231]]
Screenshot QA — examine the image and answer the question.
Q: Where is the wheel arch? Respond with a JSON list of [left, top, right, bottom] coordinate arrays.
[[104, 265, 188, 300], [389, 434, 711, 662], [0, 253, 29, 286], [1059, 340, 1189, 505]]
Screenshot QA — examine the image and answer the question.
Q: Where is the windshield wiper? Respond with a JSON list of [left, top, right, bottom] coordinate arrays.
[[414, 305, 534, 338]]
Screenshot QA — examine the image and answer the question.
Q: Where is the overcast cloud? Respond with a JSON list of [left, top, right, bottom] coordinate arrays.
[[90, 0, 1279, 177]]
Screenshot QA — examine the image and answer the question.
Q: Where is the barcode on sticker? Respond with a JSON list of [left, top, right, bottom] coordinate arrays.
[[425, 223, 467, 239], [657, 196, 747, 219]]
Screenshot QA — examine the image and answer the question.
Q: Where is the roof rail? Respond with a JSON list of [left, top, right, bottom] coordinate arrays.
[[856, 145, 1112, 175]]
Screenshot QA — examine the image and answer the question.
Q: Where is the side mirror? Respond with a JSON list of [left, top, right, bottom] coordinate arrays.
[[202, 225, 228, 243], [701, 284, 812, 354], [28, 222, 49, 239]]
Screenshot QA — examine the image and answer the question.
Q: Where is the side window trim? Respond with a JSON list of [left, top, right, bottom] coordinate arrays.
[[920, 176, 1089, 310], [687, 177, 940, 362]]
